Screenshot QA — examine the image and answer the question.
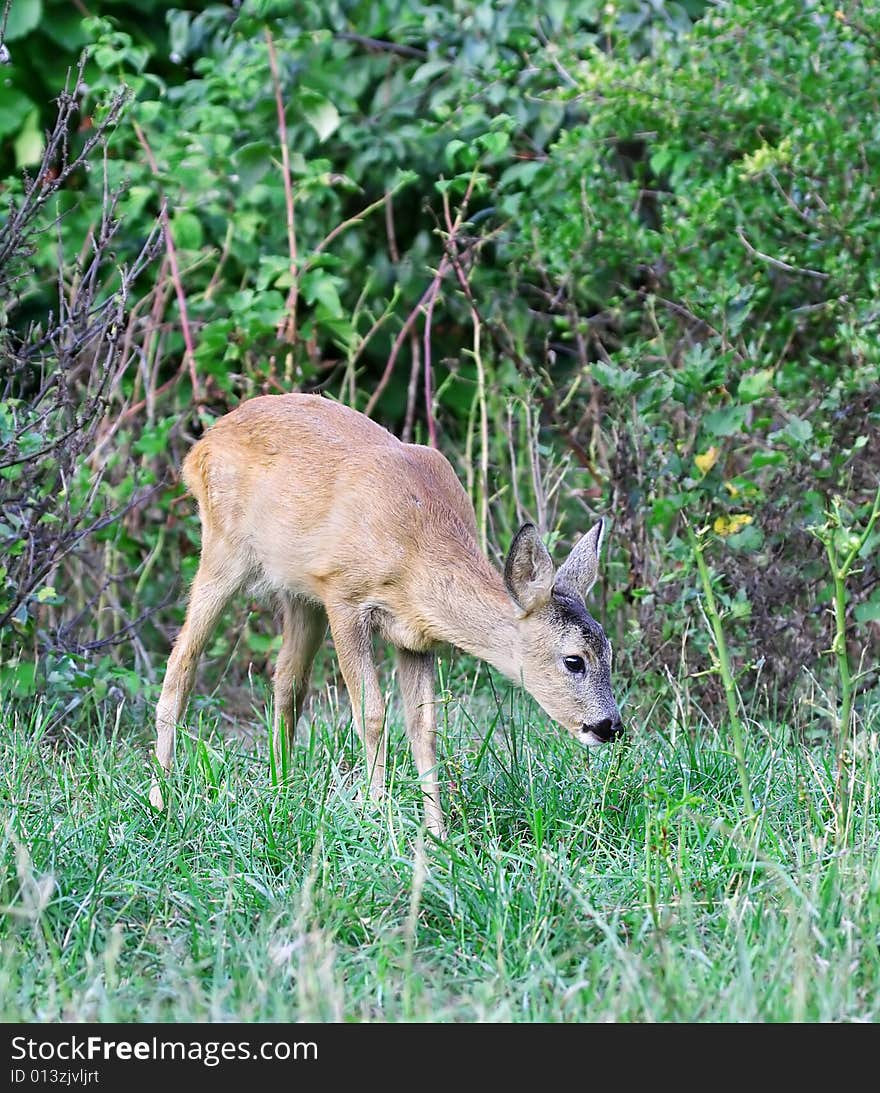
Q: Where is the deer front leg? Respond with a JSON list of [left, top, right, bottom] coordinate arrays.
[[396, 648, 445, 839], [325, 602, 386, 801], [151, 547, 246, 809]]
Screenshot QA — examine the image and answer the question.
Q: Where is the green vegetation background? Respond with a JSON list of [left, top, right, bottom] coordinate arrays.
[[0, 0, 879, 1022]]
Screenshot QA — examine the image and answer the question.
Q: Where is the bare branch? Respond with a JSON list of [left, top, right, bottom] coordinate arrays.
[[132, 120, 200, 398], [265, 27, 299, 346], [736, 226, 830, 280], [335, 32, 427, 59]]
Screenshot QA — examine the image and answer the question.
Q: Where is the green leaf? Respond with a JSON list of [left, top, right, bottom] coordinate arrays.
[[591, 360, 640, 396], [120, 185, 153, 220], [0, 660, 36, 695], [750, 450, 787, 469], [478, 130, 510, 157], [301, 270, 343, 317], [649, 147, 673, 176], [234, 141, 273, 189], [133, 419, 175, 456], [249, 0, 292, 16], [738, 368, 774, 403], [778, 417, 813, 448], [136, 99, 163, 125], [499, 160, 544, 189], [167, 10, 193, 60], [411, 58, 449, 85], [13, 109, 43, 167], [4, 0, 42, 41], [702, 405, 748, 438], [39, 10, 87, 51], [0, 88, 36, 139], [728, 524, 763, 552], [170, 211, 204, 251], [299, 90, 340, 143], [444, 139, 467, 168], [194, 320, 235, 366], [854, 593, 880, 625]]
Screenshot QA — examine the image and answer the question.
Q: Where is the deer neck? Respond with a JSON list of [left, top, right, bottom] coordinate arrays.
[[413, 538, 523, 681]]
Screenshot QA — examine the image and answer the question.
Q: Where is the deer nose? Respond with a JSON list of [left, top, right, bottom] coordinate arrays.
[[585, 716, 624, 743]]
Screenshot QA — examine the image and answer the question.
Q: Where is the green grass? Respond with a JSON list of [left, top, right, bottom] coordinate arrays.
[[1, 672, 879, 1022]]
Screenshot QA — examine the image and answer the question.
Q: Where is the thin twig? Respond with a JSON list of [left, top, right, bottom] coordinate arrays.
[[364, 278, 439, 417], [0, 0, 12, 46], [421, 264, 445, 449], [265, 27, 299, 345], [365, 176, 476, 423], [307, 186, 409, 269], [403, 335, 422, 444], [346, 285, 402, 375], [335, 32, 427, 59], [132, 119, 200, 399], [385, 177, 423, 443], [441, 181, 487, 544], [534, 16, 578, 88], [204, 220, 234, 301], [735, 226, 829, 280]]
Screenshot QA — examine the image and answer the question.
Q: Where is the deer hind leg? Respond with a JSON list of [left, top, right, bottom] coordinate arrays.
[[272, 596, 327, 775], [396, 648, 445, 839], [150, 542, 249, 808], [325, 602, 386, 801]]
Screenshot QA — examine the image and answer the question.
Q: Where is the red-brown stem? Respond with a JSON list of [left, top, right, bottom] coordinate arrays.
[[132, 119, 199, 400], [442, 185, 489, 547], [143, 255, 174, 419], [118, 366, 186, 424], [441, 181, 483, 306], [115, 253, 167, 398], [265, 28, 298, 345], [385, 186, 422, 442], [366, 177, 476, 425], [421, 177, 478, 446], [364, 278, 436, 417]]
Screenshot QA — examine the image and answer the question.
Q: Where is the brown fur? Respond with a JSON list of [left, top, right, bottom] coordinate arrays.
[[152, 393, 621, 837]]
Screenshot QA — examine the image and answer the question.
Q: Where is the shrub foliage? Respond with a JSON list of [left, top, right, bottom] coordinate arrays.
[[0, 0, 877, 728]]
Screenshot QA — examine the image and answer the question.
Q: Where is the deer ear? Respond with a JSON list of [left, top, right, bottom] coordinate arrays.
[[553, 519, 605, 604], [504, 523, 555, 614]]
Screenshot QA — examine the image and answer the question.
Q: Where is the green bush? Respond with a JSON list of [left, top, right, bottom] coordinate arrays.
[[507, 0, 880, 703], [1, 0, 876, 732]]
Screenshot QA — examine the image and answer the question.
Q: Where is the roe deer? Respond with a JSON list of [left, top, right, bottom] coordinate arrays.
[[151, 393, 623, 837]]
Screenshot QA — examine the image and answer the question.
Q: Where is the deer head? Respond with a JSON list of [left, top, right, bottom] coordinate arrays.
[[504, 520, 623, 745]]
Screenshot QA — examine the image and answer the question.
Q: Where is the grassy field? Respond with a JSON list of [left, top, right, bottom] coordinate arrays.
[[1, 663, 878, 1023]]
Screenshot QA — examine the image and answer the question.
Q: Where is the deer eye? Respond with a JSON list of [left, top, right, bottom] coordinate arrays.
[[563, 655, 586, 674]]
